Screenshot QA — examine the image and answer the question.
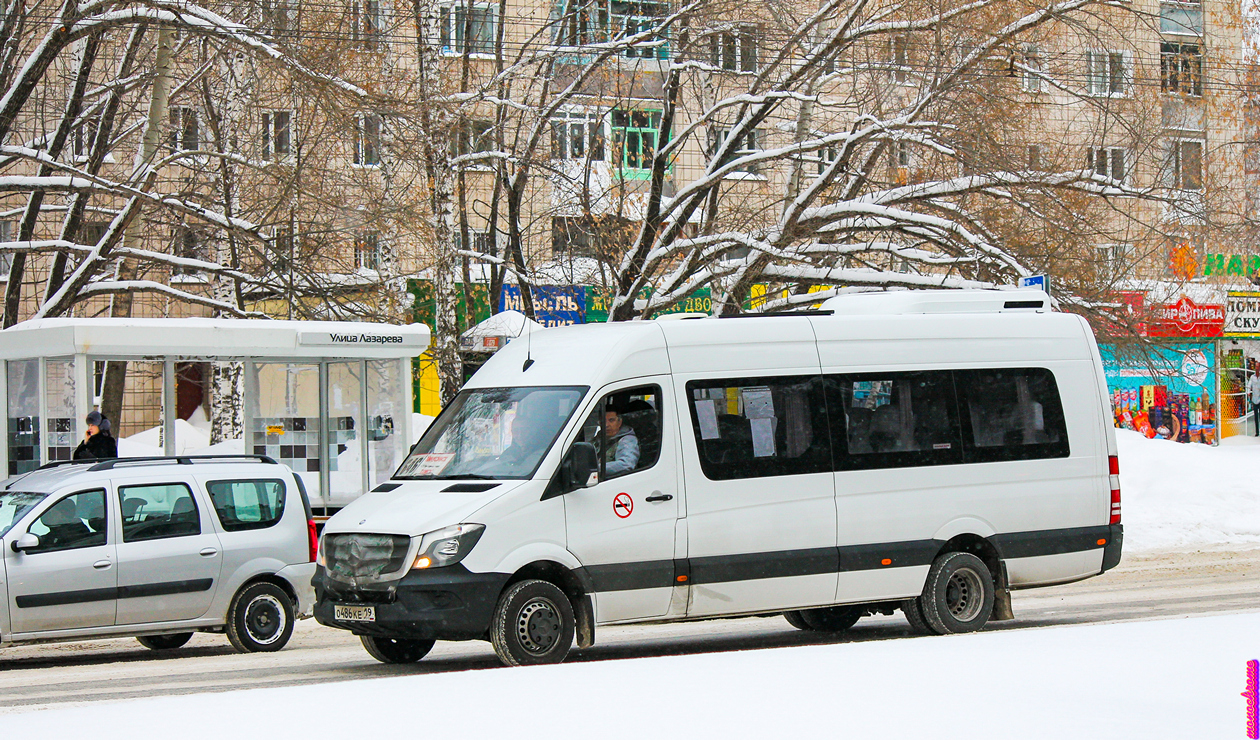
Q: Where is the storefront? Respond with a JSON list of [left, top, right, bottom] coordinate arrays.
[[1220, 290, 1260, 438]]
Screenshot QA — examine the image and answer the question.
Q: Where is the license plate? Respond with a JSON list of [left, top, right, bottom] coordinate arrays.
[[334, 604, 376, 622]]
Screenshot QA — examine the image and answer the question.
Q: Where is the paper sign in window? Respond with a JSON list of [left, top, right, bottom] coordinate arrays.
[[696, 399, 720, 440], [751, 417, 777, 457]]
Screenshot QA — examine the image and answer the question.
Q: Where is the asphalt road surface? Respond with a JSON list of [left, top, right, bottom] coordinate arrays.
[[1, 547, 1256, 713]]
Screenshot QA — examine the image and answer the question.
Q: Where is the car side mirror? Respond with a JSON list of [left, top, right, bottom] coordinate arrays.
[[543, 442, 599, 500], [12, 532, 39, 553]]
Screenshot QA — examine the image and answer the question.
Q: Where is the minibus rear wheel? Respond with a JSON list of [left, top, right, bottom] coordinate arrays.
[[360, 635, 436, 664], [490, 579, 575, 667], [917, 552, 995, 634]]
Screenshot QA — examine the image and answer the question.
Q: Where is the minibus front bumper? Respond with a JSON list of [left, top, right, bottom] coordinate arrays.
[[313, 565, 510, 641]]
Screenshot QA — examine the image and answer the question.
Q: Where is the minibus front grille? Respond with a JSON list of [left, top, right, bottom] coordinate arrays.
[[323, 533, 411, 584]]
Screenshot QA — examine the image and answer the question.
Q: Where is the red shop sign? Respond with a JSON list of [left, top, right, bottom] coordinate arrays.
[[1149, 295, 1225, 337]]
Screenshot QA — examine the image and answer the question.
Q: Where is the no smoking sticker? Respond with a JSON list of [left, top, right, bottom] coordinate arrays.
[[613, 493, 633, 518]]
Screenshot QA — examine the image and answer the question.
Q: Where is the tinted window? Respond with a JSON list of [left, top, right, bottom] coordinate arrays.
[[119, 483, 201, 541], [827, 372, 962, 470], [955, 368, 1069, 461], [206, 479, 286, 531], [572, 385, 663, 481], [687, 375, 830, 480], [27, 490, 107, 553]]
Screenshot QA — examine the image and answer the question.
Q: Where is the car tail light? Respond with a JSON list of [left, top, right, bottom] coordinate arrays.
[[1108, 455, 1121, 524], [308, 519, 319, 563]]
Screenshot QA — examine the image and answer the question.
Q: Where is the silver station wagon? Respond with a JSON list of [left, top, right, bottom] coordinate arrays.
[[0, 455, 316, 653]]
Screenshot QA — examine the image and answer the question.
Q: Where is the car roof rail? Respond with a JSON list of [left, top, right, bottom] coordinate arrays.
[[86, 454, 278, 472], [36, 459, 89, 471]]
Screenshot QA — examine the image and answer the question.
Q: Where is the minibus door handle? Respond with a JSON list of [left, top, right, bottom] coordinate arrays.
[[645, 493, 673, 502]]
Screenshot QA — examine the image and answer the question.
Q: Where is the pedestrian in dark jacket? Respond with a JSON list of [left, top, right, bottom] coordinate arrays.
[[73, 410, 118, 460]]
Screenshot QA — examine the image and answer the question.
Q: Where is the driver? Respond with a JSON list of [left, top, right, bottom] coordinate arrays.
[[481, 398, 555, 477]]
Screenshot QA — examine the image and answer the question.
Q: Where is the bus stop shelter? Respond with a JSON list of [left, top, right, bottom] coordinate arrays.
[[0, 318, 429, 512]]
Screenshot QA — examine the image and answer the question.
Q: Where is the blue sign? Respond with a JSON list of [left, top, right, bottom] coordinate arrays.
[[498, 285, 585, 327], [1018, 275, 1047, 291]]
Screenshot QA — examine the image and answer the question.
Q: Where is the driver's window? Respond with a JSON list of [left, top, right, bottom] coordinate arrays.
[[27, 489, 107, 554], [577, 385, 663, 481]]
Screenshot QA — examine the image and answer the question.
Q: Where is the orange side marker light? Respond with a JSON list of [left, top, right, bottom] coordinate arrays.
[[880, 558, 892, 566], [1097, 539, 1107, 546], [676, 575, 688, 583]]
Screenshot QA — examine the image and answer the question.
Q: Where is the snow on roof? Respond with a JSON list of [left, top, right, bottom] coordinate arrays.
[[462, 310, 544, 339], [0, 317, 430, 360]]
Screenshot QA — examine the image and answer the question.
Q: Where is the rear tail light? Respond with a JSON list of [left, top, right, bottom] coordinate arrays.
[[1108, 455, 1121, 524], [308, 519, 319, 563]]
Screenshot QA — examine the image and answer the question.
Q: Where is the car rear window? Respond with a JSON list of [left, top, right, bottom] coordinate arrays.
[[206, 479, 287, 532]]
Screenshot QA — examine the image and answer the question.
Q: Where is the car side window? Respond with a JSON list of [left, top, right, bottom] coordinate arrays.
[[206, 479, 287, 531], [572, 385, 663, 481], [27, 489, 107, 553], [118, 483, 201, 542]]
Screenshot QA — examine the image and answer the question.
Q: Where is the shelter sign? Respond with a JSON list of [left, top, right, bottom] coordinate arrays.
[[1225, 291, 1260, 337]]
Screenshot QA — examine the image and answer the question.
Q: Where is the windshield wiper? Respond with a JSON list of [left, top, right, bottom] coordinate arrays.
[[432, 474, 499, 480]]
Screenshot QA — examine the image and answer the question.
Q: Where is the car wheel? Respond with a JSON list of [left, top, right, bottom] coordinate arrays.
[[360, 635, 435, 664], [782, 610, 812, 630], [799, 605, 864, 632], [226, 582, 295, 653], [490, 579, 575, 667], [916, 551, 995, 635], [137, 632, 193, 650]]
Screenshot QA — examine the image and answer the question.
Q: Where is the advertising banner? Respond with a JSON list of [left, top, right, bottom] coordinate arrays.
[[1225, 291, 1260, 337], [498, 285, 585, 327], [1147, 295, 1225, 338], [1100, 342, 1217, 443]]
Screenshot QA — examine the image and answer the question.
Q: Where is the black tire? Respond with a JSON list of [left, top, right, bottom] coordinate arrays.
[[916, 551, 995, 635], [782, 610, 812, 631], [137, 632, 193, 650], [226, 582, 295, 653], [901, 597, 933, 635], [360, 635, 435, 664], [799, 605, 864, 632], [490, 579, 575, 667]]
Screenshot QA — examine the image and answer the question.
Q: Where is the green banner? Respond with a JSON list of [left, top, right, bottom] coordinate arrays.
[[586, 286, 713, 322], [408, 279, 492, 333]]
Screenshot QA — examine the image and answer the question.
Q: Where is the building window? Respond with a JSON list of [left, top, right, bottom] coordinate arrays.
[[615, 1, 668, 59], [173, 225, 210, 276], [354, 113, 382, 166], [1161, 42, 1202, 96], [557, 0, 607, 46], [1160, 2, 1203, 37], [611, 110, 660, 176], [1086, 146, 1127, 182], [72, 116, 99, 160], [262, 111, 292, 161], [816, 143, 838, 176], [270, 225, 294, 274], [1027, 144, 1042, 170], [708, 128, 763, 175], [450, 119, 494, 160], [80, 221, 108, 246], [439, 3, 496, 54], [0, 221, 12, 276], [889, 35, 909, 83], [260, 0, 292, 36], [1086, 50, 1128, 97], [1097, 243, 1133, 276], [1168, 139, 1203, 190], [456, 229, 495, 254], [710, 27, 758, 72], [354, 231, 381, 270], [1020, 44, 1042, 92], [552, 111, 605, 160], [168, 107, 200, 152], [351, 0, 383, 49], [551, 216, 628, 258]]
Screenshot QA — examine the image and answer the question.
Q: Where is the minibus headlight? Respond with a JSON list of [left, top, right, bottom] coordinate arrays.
[[412, 524, 485, 569]]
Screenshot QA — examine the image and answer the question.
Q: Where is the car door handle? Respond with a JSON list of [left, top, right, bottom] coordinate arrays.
[[645, 493, 673, 502], [199, 547, 219, 557], [92, 560, 112, 570]]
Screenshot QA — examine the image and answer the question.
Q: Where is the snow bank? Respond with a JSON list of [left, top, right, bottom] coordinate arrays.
[[1119, 429, 1260, 551], [5, 611, 1255, 738]]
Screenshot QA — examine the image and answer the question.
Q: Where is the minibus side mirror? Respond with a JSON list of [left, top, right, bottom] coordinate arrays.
[[543, 442, 599, 500], [11, 532, 39, 553]]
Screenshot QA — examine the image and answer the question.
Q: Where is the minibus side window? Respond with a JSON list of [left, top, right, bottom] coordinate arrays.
[[826, 372, 962, 471], [686, 375, 831, 480], [954, 368, 1070, 462], [572, 385, 663, 481]]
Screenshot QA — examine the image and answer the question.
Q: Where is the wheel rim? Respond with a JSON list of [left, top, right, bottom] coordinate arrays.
[[944, 568, 985, 622], [244, 594, 287, 645], [516, 597, 561, 653]]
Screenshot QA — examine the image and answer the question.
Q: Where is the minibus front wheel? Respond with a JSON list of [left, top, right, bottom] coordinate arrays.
[[490, 579, 576, 666], [783, 605, 863, 632]]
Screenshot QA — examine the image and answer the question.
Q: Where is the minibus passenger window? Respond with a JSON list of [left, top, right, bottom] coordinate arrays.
[[686, 375, 830, 480], [954, 368, 1069, 462], [827, 372, 962, 470]]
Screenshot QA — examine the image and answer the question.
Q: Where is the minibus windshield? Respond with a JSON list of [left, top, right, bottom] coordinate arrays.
[[0, 492, 45, 537], [396, 386, 587, 480]]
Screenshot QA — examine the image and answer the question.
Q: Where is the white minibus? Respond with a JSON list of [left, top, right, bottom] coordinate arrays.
[[314, 290, 1122, 666]]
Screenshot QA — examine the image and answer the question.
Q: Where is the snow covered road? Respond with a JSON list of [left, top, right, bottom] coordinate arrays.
[[1, 546, 1256, 716]]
